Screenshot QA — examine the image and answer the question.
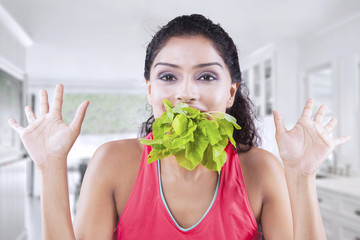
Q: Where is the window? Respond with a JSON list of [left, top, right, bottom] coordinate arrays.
[[62, 93, 149, 135]]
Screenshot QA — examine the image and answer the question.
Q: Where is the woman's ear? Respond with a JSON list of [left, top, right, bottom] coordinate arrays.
[[226, 83, 239, 108], [146, 79, 152, 105]]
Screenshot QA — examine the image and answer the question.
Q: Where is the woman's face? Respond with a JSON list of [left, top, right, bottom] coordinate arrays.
[[147, 35, 238, 118]]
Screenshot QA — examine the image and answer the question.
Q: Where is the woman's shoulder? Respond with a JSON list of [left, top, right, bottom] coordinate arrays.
[[238, 147, 286, 200], [91, 138, 143, 171], [94, 138, 143, 160], [84, 138, 144, 213], [238, 146, 283, 177], [86, 138, 143, 184]]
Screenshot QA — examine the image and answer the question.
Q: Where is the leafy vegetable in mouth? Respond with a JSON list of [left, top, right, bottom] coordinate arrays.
[[139, 99, 241, 173]]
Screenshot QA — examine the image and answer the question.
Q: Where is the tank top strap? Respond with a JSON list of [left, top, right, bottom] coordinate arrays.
[[221, 143, 259, 230]]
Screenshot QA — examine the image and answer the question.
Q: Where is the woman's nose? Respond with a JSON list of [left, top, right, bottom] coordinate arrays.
[[175, 78, 200, 102]]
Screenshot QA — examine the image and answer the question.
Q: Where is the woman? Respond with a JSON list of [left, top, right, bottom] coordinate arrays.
[[9, 14, 350, 239]]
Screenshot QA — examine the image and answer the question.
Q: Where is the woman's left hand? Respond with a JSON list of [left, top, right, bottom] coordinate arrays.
[[273, 98, 351, 176]]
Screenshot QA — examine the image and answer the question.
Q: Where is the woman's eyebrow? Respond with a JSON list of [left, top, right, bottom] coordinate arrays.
[[154, 62, 223, 69], [154, 62, 180, 69], [194, 62, 223, 69]]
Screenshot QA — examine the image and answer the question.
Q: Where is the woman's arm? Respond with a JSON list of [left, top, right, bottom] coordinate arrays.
[[9, 84, 85, 239], [284, 168, 325, 239], [40, 143, 121, 240], [273, 99, 351, 239], [40, 158, 76, 239], [39, 145, 120, 240], [8, 84, 119, 239]]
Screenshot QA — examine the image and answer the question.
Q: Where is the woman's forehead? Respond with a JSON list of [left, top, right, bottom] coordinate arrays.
[[152, 36, 225, 68]]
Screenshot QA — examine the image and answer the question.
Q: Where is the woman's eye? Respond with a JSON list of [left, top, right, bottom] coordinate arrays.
[[159, 74, 176, 81], [198, 74, 216, 81]]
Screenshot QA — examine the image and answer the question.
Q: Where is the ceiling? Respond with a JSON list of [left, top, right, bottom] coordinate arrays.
[[1, 0, 360, 89]]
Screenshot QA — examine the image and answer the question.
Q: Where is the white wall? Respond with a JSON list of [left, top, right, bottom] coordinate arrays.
[[298, 15, 360, 174], [0, 19, 25, 73], [274, 41, 300, 124], [0, 4, 32, 79]]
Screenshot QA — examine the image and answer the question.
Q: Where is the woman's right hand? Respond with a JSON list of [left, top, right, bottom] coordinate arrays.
[[8, 84, 89, 172]]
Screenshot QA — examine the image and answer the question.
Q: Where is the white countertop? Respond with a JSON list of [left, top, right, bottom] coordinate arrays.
[[316, 175, 360, 199]]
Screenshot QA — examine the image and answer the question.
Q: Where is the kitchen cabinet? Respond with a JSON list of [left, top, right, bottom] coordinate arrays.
[[317, 177, 360, 240], [0, 159, 27, 240], [242, 47, 275, 117], [241, 41, 299, 124]]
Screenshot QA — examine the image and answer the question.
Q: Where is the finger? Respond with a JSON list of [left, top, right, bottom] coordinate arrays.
[[273, 110, 286, 137], [314, 104, 328, 124], [315, 124, 332, 148], [40, 89, 49, 116], [52, 84, 64, 115], [70, 100, 89, 134], [324, 118, 337, 133], [8, 118, 24, 135], [25, 106, 36, 123], [332, 135, 351, 147], [301, 98, 315, 119]]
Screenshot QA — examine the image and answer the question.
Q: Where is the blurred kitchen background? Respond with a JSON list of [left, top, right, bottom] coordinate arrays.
[[0, 0, 360, 239]]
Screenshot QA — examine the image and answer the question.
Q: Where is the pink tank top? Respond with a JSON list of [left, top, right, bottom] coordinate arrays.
[[113, 132, 262, 240]]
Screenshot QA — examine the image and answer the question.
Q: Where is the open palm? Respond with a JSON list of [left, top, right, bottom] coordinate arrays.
[[8, 84, 89, 170], [273, 99, 350, 176]]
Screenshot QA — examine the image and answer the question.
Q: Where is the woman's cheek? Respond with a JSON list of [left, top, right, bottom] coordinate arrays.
[[151, 89, 173, 118], [203, 89, 229, 112]]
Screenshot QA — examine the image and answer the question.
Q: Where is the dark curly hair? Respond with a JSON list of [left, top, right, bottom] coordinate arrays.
[[139, 14, 260, 152]]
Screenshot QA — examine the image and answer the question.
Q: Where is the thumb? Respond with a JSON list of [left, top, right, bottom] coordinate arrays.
[[273, 110, 286, 138], [70, 100, 89, 133]]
